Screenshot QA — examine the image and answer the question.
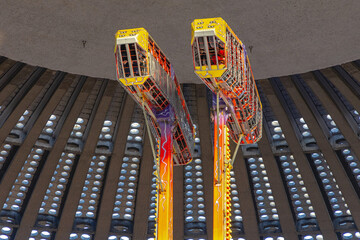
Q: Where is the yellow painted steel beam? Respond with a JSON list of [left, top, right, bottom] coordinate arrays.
[[213, 111, 232, 239], [155, 121, 174, 240]]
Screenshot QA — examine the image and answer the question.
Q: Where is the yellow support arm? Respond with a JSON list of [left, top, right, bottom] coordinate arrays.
[[213, 111, 232, 239]]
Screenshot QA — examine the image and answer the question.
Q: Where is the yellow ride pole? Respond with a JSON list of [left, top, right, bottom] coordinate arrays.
[[213, 110, 232, 239], [155, 120, 174, 240]]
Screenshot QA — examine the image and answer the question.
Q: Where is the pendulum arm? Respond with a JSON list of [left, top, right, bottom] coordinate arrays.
[[191, 18, 263, 240], [155, 120, 174, 240], [143, 100, 173, 239], [213, 91, 233, 239], [216, 89, 221, 184], [213, 106, 232, 239], [115, 28, 195, 240]]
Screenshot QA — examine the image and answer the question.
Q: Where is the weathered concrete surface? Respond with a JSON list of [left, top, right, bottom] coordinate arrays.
[[0, 0, 359, 82]]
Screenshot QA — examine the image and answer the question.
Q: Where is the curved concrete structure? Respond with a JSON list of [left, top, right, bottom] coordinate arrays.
[[0, 56, 360, 239], [0, 0, 359, 82]]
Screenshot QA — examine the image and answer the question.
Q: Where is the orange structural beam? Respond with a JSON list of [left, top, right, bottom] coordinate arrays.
[[155, 120, 174, 240], [213, 111, 232, 239]]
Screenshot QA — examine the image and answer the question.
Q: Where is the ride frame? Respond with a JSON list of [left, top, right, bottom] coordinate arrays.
[[191, 17, 263, 240], [114, 28, 195, 240]]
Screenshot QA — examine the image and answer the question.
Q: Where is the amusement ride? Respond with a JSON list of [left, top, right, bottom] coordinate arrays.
[[114, 17, 262, 239], [191, 17, 263, 240], [114, 28, 195, 239]]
